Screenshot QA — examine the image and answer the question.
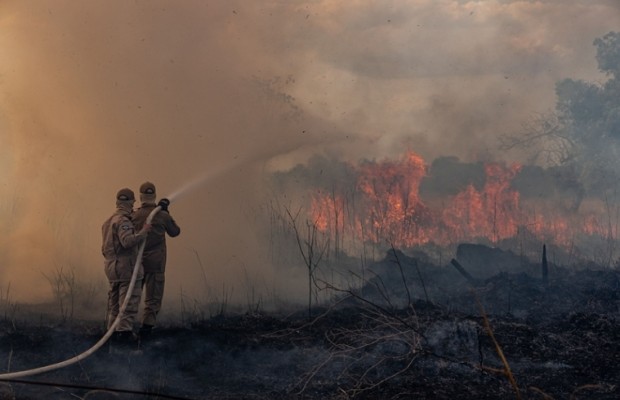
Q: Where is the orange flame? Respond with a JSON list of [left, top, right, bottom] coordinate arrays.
[[309, 150, 610, 250]]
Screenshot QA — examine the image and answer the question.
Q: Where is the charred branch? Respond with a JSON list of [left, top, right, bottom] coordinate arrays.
[[542, 244, 549, 287], [450, 258, 478, 286]]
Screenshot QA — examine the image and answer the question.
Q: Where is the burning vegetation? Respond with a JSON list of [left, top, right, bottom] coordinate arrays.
[[276, 149, 619, 268]]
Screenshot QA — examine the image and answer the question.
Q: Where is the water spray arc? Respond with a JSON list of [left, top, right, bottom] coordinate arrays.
[[0, 205, 163, 380]]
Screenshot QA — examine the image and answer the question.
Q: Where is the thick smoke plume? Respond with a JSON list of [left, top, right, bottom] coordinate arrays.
[[0, 1, 618, 307]]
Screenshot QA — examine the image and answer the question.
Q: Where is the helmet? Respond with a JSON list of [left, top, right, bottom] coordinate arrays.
[[116, 188, 135, 201], [140, 181, 156, 195]]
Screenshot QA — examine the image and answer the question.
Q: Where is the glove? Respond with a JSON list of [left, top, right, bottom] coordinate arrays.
[[158, 198, 170, 212]]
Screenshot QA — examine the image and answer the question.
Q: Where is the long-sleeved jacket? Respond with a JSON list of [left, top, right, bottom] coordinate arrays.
[[132, 202, 181, 273], [102, 208, 147, 282]]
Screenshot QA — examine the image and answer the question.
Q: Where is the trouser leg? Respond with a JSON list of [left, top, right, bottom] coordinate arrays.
[[142, 272, 165, 327], [107, 282, 120, 330], [117, 279, 143, 332]]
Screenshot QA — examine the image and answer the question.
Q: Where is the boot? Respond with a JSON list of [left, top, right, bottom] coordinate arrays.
[[110, 330, 140, 354], [111, 331, 138, 349], [138, 324, 154, 344], [109, 331, 125, 354]]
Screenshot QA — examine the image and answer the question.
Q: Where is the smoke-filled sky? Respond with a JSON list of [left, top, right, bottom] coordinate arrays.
[[0, 0, 618, 304]]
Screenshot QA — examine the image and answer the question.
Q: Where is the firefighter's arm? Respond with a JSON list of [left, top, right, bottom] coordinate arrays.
[[163, 214, 181, 237], [117, 220, 151, 248]]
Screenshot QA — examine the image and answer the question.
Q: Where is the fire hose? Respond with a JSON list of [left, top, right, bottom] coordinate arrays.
[[0, 205, 163, 380]]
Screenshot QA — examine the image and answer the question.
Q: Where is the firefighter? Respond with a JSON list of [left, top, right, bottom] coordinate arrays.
[[102, 188, 151, 346], [132, 181, 181, 341]]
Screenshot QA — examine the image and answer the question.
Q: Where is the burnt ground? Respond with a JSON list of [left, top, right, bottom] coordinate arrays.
[[0, 246, 620, 399]]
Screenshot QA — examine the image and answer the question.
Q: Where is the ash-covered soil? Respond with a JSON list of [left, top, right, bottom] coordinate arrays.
[[1, 246, 619, 399]]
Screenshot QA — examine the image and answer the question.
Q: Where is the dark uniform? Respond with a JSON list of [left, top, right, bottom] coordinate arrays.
[[132, 182, 181, 337], [101, 188, 150, 336]]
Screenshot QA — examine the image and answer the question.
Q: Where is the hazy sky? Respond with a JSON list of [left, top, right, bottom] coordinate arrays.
[[0, 0, 618, 304]]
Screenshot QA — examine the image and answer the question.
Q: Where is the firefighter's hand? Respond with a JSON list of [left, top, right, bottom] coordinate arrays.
[[139, 224, 152, 235], [158, 198, 170, 212]]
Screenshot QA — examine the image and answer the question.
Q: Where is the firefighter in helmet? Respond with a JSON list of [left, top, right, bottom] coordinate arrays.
[[102, 188, 151, 345], [132, 181, 181, 341]]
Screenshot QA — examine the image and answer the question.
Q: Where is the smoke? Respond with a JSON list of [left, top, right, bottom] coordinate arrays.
[[0, 1, 618, 304], [0, 1, 335, 303]]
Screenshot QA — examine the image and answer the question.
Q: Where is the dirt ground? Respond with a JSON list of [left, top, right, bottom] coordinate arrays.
[[0, 247, 619, 399]]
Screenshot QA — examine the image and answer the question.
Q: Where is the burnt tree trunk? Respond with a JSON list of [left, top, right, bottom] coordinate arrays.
[[542, 244, 548, 287], [450, 258, 477, 285]]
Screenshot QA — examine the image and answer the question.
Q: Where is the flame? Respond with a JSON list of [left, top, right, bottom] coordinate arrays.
[[309, 150, 611, 251], [441, 162, 521, 243], [355, 151, 432, 246]]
